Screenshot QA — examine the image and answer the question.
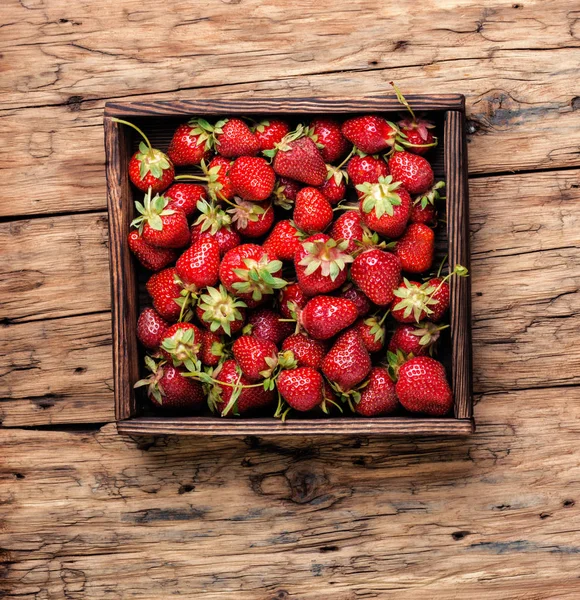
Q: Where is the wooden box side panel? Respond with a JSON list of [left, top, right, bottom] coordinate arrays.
[[104, 117, 139, 420], [445, 111, 473, 420]]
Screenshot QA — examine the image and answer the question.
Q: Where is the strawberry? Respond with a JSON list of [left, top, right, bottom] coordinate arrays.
[[321, 328, 371, 392], [214, 118, 260, 158], [341, 116, 399, 155], [164, 183, 206, 217], [410, 202, 437, 226], [146, 267, 185, 322], [135, 357, 204, 411], [388, 151, 434, 195], [425, 277, 450, 323], [272, 177, 302, 210], [176, 234, 220, 291], [355, 367, 398, 416], [232, 335, 278, 381], [319, 166, 347, 205], [219, 244, 286, 303], [175, 156, 234, 202], [191, 221, 240, 256], [112, 118, 175, 193], [268, 126, 327, 186], [281, 334, 326, 369], [128, 230, 177, 272], [355, 316, 386, 353], [351, 249, 401, 306], [293, 187, 333, 234], [131, 189, 190, 249], [395, 356, 452, 416], [277, 367, 324, 412], [190, 200, 240, 255], [388, 322, 443, 356], [199, 329, 224, 367], [209, 359, 274, 416], [357, 175, 411, 238], [394, 223, 435, 274], [278, 283, 307, 319], [295, 233, 353, 296], [339, 285, 372, 317], [196, 285, 247, 336], [246, 309, 294, 346], [310, 118, 350, 163], [330, 211, 365, 254], [347, 155, 389, 188], [230, 156, 276, 201], [299, 295, 358, 340], [228, 199, 274, 238], [167, 121, 213, 166], [263, 220, 304, 262], [160, 322, 203, 371], [136, 308, 169, 351], [391, 279, 439, 323], [253, 119, 290, 151]]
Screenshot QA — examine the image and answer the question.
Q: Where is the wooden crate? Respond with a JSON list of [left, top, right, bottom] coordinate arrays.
[[104, 97, 473, 436]]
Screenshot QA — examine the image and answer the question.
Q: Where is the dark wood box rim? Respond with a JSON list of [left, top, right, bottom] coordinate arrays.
[[104, 96, 473, 437]]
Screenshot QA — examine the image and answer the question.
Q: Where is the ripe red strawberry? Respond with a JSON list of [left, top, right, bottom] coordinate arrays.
[[160, 322, 203, 371], [425, 277, 450, 323], [299, 295, 358, 340], [247, 309, 294, 346], [394, 223, 435, 273], [210, 359, 274, 416], [351, 249, 401, 306], [128, 230, 178, 271], [263, 220, 304, 262], [295, 233, 353, 296], [228, 199, 274, 238], [410, 202, 437, 225], [347, 155, 389, 188], [176, 156, 234, 202], [357, 176, 411, 238], [272, 177, 302, 210], [391, 279, 439, 323], [341, 116, 398, 155], [269, 127, 327, 186], [388, 151, 434, 195], [310, 118, 350, 163], [214, 118, 260, 158], [132, 189, 190, 249], [164, 183, 206, 217], [146, 267, 184, 322], [321, 329, 371, 392], [112, 117, 175, 193], [395, 356, 452, 416], [232, 335, 278, 381], [190, 215, 240, 257], [355, 367, 398, 416], [319, 166, 347, 204], [339, 285, 372, 317], [388, 322, 442, 356], [199, 329, 224, 367], [176, 234, 220, 291], [167, 121, 213, 166], [277, 367, 324, 412], [355, 316, 386, 353], [219, 244, 286, 303], [282, 334, 326, 369], [135, 357, 204, 411], [230, 156, 276, 201], [196, 285, 247, 336], [136, 308, 169, 351], [293, 187, 333, 234], [278, 283, 308, 319], [330, 211, 365, 254], [253, 119, 290, 151]]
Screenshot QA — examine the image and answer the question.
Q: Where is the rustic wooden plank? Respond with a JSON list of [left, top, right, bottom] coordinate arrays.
[[2, 387, 580, 598], [0, 313, 114, 426]]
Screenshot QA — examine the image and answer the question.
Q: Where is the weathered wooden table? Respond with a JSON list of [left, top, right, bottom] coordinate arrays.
[[2, 1, 580, 598]]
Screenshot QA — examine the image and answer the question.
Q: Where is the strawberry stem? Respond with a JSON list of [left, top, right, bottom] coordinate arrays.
[[111, 118, 153, 150], [174, 174, 208, 182], [390, 81, 415, 121]]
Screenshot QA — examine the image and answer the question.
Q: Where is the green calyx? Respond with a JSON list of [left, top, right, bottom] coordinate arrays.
[[326, 163, 348, 186], [273, 182, 294, 210], [386, 348, 410, 382], [198, 285, 246, 337], [357, 175, 403, 219], [298, 238, 353, 282], [161, 327, 201, 372], [410, 321, 449, 350], [194, 199, 232, 234], [363, 316, 385, 344], [415, 181, 445, 209], [263, 123, 308, 159], [134, 355, 165, 404], [392, 278, 439, 322], [232, 256, 287, 301], [136, 141, 171, 181], [131, 187, 174, 233], [186, 117, 227, 152], [227, 197, 266, 229]]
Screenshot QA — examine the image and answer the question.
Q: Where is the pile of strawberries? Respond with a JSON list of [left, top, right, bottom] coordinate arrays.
[[117, 87, 467, 420]]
